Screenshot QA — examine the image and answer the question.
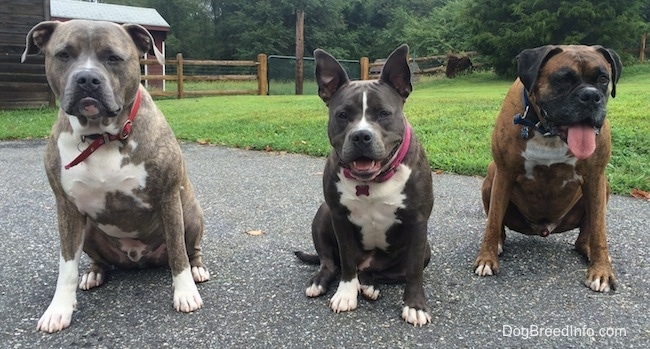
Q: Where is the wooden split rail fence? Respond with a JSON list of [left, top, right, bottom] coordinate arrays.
[[139, 51, 477, 99], [361, 52, 479, 80], [140, 53, 268, 98]]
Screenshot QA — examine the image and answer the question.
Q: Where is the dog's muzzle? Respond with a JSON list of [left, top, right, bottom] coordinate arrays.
[[341, 129, 387, 179], [63, 70, 121, 118]]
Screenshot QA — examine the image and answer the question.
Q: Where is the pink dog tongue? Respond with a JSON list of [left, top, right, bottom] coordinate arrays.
[[567, 125, 596, 160], [354, 159, 374, 171], [80, 98, 100, 117]]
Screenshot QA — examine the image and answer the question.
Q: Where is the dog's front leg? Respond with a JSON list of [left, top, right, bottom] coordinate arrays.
[[329, 211, 360, 313], [579, 173, 616, 292], [37, 199, 85, 333], [474, 166, 513, 276], [401, 220, 431, 326], [160, 190, 203, 312]]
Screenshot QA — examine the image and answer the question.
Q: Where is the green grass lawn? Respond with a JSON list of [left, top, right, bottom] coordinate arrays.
[[1, 68, 648, 196]]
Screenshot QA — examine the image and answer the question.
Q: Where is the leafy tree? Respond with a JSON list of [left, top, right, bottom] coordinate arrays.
[[463, 0, 647, 76], [402, 0, 473, 57], [102, 0, 216, 58], [101, 0, 473, 60], [337, 0, 457, 59]]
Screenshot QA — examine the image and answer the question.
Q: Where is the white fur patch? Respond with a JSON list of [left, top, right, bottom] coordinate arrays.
[[474, 263, 494, 276], [360, 284, 380, 300], [336, 165, 411, 250], [58, 131, 150, 219], [172, 267, 203, 312], [354, 91, 373, 133], [402, 306, 431, 326], [330, 278, 360, 313], [97, 223, 139, 238], [37, 248, 82, 333], [79, 270, 103, 290], [305, 283, 325, 297], [191, 266, 210, 283], [521, 134, 579, 179], [82, 57, 97, 71], [585, 277, 611, 292], [68, 112, 121, 136]]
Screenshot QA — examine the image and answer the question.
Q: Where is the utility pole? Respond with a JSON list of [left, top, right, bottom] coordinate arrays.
[[295, 9, 304, 95]]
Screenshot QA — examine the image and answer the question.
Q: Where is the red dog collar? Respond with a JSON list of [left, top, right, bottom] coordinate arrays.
[[64, 89, 142, 170]]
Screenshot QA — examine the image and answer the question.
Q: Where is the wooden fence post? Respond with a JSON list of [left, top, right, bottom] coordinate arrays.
[[258, 53, 268, 96], [360, 57, 369, 80], [640, 33, 647, 62], [176, 52, 184, 99], [295, 9, 304, 95]]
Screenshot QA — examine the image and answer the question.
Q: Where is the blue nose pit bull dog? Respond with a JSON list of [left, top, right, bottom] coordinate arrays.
[[22, 20, 210, 332], [295, 45, 435, 326]]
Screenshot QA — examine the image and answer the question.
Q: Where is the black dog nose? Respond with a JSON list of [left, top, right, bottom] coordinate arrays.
[[350, 129, 373, 145], [577, 87, 602, 105], [75, 71, 103, 92]]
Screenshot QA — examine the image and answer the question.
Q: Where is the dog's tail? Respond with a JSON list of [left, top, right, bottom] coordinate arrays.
[[294, 251, 320, 265]]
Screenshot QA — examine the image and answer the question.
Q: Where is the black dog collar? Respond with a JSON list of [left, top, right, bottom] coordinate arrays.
[[513, 89, 556, 139]]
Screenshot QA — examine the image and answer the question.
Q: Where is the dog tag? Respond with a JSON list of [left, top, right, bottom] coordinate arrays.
[[355, 185, 370, 196]]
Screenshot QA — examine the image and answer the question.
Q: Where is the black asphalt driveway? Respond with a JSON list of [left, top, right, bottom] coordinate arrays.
[[1, 140, 648, 348]]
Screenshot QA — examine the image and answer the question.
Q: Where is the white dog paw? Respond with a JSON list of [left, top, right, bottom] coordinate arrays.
[[305, 283, 325, 297], [37, 301, 76, 333], [474, 263, 494, 276], [585, 277, 611, 293], [360, 284, 380, 300], [173, 290, 203, 312], [402, 306, 431, 327], [173, 268, 203, 312], [79, 270, 103, 290], [329, 279, 360, 313], [191, 266, 210, 283]]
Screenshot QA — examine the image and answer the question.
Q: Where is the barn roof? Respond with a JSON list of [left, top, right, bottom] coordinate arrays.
[[51, 0, 169, 29]]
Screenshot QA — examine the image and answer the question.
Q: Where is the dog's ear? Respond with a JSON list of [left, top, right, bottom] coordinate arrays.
[[517, 45, 563, 93], [123, 23, 165, 65], [314, 49, 350, 104], [380, 44, 412, 99], [21, 21, 60, 63], [595, 46, 622, 98]]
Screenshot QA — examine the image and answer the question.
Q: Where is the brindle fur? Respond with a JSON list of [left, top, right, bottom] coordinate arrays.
[[475, 45, 621, 292]]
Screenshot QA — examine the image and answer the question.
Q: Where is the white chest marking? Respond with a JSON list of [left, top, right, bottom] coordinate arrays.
[[521, 134, 579, 181], [58, 131, 150, 219], [336, 165, 411, 251]]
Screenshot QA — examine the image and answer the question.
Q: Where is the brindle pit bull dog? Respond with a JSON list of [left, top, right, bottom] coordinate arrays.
[[22, 20, 210, 332], [474, 45, 621, 293], [295, 45, 435, 326]]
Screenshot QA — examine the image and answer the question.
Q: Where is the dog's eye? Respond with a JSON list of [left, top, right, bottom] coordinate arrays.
[[555, 75, 575, 86], [336, 111, 347, 120], [55, 51, 70, 61], [378, 110, 391, 118], [107, 55, 123, 63], [551, 70, 578, 88], [598, 76, 610, 85]]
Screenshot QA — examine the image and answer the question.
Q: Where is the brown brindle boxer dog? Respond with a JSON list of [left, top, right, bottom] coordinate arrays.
[[474, 45, 621, 292]]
